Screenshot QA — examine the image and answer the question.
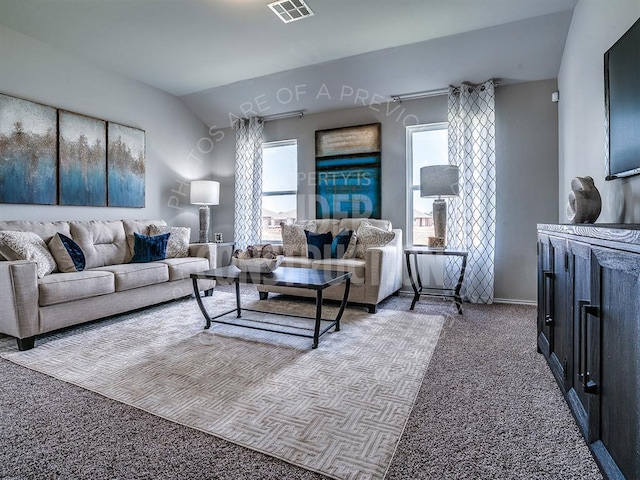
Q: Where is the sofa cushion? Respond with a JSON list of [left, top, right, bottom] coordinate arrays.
[[48, 233, 86, 272], [123, 219, 167, 261], [149, 224, 190, 258], [92, 263, 169, 291], [0, 220, 72, 244], [354, 221, 396, 259], [70, 220, 129, 268], [281, 223, 317, 257], [310, 219, 340, 235], [0, 230, 57, 278], [311, 258, 366, 285], [304, 231, 333, 260], [339, 218, 391, 232], [130, 233, 170, 263], [38, 270, 115, 306], [158, 257, 210, 281], [281, 256, 315, 268]]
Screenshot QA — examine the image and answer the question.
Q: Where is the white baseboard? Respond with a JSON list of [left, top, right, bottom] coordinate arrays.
[[493, 297, 536, 306]]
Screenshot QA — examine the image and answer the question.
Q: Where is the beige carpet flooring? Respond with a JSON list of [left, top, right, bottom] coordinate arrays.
[[0, 292, 443, 480]]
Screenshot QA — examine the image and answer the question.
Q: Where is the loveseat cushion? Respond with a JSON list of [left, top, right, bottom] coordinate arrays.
[[38, 270, 115, 306], [158, 257, 210, 281], [311, 258, 366, 285], [338, 218, 391, 232], [92, 263, 169, 291], [281, 256, 315, 268], [70, 220, 129, 268]]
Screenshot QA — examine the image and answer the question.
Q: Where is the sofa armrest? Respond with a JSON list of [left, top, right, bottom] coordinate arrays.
[[188, 243, 218, 269], [364, 229, 403, 301], [0, 260, 40, 339]]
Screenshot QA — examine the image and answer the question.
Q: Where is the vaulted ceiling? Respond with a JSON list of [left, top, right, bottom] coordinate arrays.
[[0, 0, 577, 126]]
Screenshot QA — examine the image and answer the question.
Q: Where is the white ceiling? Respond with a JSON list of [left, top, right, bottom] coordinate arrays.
[[0, 0, 577, 126]]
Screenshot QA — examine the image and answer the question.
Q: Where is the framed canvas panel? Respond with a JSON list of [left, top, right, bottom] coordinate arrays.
[[58, 110, 107, 206], [107, 122, 145, 208], [0, 94, 57, 205], [316, 155, 381, 219], [315, 123, 381, 158], [315, 123, 381, 219]]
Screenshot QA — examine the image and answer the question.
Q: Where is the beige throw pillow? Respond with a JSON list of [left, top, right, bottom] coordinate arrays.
[[149, 224, 190, 258], [281, 222, 317, 257], [354, 221, 396, 259], [0, 230, 57, 278]]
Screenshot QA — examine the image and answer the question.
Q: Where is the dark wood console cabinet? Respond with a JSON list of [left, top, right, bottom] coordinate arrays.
[[538, 224, 640, 480]]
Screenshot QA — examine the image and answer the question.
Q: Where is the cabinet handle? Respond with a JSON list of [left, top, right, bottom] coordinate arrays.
[[580, 304, 599, 395], [543, 270, 553, 326]]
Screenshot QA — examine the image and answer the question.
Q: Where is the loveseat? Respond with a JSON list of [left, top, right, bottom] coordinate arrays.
[[256, 218, 403, 313], [0, 219, 216, 351]]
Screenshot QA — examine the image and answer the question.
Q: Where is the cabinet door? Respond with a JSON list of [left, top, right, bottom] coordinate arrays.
[[589, 246, 640, 480], [567, 240, 592, 439], [537, 234, 570, 387]]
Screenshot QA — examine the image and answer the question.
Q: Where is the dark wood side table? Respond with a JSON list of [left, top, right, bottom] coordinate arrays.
[[404, 247, 468, 314]]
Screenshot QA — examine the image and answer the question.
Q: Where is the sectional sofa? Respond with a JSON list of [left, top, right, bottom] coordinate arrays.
[[0, 219, 216, 351]]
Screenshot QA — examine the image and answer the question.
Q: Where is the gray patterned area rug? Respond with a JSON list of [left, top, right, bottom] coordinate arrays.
[[0, 292, 443, 480]]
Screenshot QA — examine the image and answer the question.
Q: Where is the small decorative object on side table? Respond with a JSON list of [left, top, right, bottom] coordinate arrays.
[[404, 246, 467, 314]]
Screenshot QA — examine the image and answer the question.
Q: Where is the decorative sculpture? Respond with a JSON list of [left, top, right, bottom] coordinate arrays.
[[566, 176, 601, 224]]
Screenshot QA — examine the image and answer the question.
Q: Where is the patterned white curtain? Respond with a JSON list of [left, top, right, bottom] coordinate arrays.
[[445, 80, 496, 303], [234, 117, 264, 250]]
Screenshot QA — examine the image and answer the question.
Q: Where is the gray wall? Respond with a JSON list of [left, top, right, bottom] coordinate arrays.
[[0, 25, 218, 242], [558, 0, 640, 222], [215, 79, 559, 302]]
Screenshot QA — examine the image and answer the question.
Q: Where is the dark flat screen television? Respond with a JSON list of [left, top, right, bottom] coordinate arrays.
[[605, 17, 640, 180]]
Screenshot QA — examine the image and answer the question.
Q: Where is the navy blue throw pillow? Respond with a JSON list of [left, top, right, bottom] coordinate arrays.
[[331, 229, 353, 259], [305, 230, 333, 260], [130, 232, 170, 263]]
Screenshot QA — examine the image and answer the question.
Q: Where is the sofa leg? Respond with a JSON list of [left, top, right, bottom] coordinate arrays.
[[367, 305, 377, 314], [204, 288, 214, 297], [259, 292, 269, 300], [17, 336, 36, 351]]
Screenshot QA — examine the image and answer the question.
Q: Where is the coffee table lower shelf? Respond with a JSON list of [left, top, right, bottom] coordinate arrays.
[[191, 266, 352, 349]]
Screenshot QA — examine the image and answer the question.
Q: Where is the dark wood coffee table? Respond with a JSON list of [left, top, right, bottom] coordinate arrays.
[[191, 266, 352, 348]]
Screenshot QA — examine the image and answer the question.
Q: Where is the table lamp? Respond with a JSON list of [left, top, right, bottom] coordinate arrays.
[[190, 180, 220, 243], [420, 165, 459, 248]]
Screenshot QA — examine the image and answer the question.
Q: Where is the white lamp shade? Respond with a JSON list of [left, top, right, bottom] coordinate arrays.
[[420, 165, 460, 198], [190, 180, 220, 205]]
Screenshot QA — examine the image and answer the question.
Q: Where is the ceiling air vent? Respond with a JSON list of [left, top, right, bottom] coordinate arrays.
[[268, 0, 314, 24]]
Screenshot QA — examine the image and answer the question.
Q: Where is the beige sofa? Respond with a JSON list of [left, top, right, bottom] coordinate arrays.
[[256, 218, 403, 313], [0, 219, 216, 351]]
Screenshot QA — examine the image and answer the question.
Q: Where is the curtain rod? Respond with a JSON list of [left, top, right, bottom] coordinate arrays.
[[261, 110, 304, 121], [391, 81, 499, 103]]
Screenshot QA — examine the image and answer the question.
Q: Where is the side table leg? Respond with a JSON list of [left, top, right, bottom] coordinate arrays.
[[454, 255, 467, 314], [406, 253, 420, 310], [312, 290, 323, 349]]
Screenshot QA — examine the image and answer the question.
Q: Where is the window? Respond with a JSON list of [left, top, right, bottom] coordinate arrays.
[[407, 123, 448, 245], [262, 139, 298, 242]]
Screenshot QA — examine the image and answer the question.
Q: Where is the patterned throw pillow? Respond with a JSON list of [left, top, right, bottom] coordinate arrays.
[[149, 224, 190, 258], [281, 222, 318, 257], [343, 232, 358, 259], [0, 230, 57, 278], [130, 233, 170, 263], [48, 233, 86, 272], [354, 221, 396, 259]]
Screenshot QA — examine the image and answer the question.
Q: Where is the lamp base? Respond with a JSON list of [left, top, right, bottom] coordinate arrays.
[[432, 199, 447, 247], [198, 205, 210, 243]]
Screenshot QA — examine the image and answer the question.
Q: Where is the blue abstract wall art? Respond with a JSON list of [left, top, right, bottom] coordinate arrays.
[[59, 110, 107, 206], [315, 123, 381, 219], [0, 94, 57, 205], [107, 122, 145, 208]]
